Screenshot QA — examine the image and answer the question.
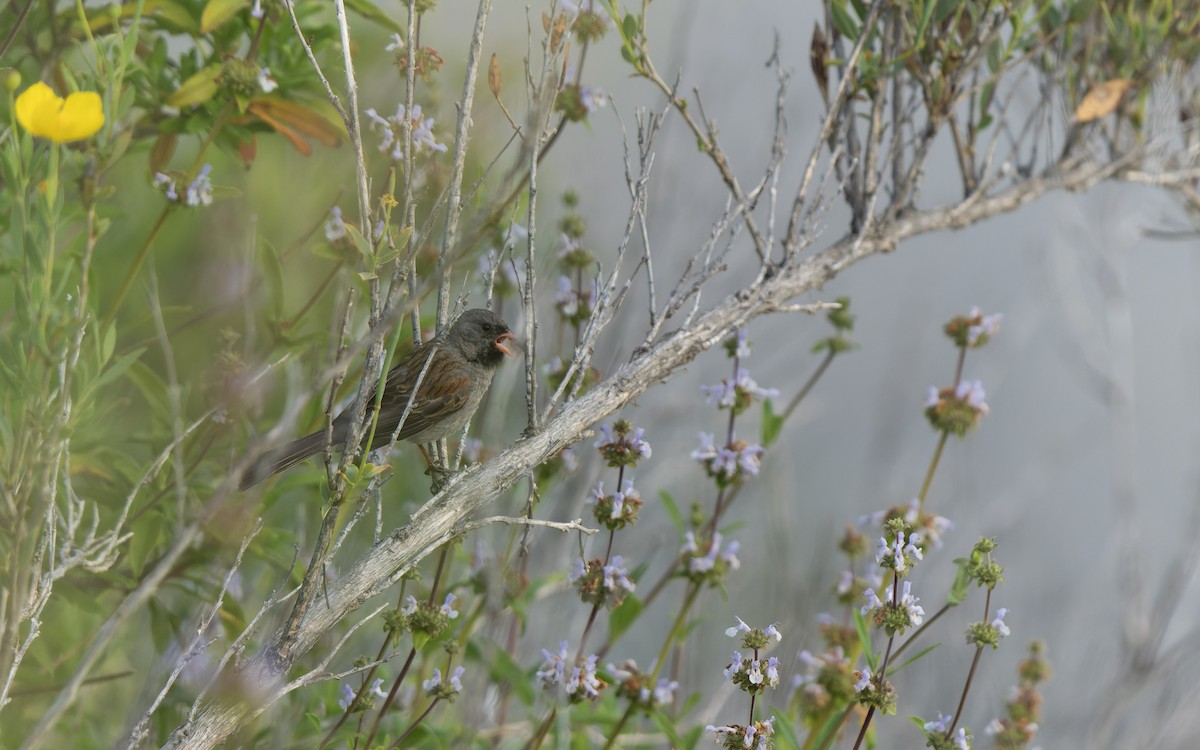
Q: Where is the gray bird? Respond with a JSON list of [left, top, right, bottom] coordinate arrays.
[[239, 308, 515, 489]]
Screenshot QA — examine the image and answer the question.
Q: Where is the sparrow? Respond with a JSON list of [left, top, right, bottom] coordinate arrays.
[[239, 308, 515, 489]]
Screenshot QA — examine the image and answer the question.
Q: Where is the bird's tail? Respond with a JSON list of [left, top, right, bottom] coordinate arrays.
[[238, 431, 328, 490]]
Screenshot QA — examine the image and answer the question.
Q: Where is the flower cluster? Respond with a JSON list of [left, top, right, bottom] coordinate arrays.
[[862, 579, 926, 636], [944, 306, 1002, 349], [555, 274, 596, 324], [923, 712, 972, 749], [985, 641, 1050, 749], [586, 479, 643, 530], [324, 206, 348, 242], [554, 83, 607, 121], [790, 646, 855, 714], [383, 593, 459, 648], [812, 296, 858, 354], [153, 165, 214, 207], [556, 231, 593, 268], [966, 607, 1011, 649], [700, 368, 780, 415], [705, 718, 775, 750], [859, 498, 954, 551], [568, 555, 636, 608], [594, 420, 652, 468], [925, 380, 990, 436], [721, 618, 782, 695], [337, 678, 387, 713], [536, 641, 606, 703], [422, 665, 464, 699], [680, 531, 740, 585], [559, 0, 613, 43], [365, 102, 447, 158], [853, 667, 897, 713], [834, 567, 882, 606], [690, 433, 765, 486], [963, 537, 1006, 590], [874, 526, 924, 575], [608, 660, 679, 709]]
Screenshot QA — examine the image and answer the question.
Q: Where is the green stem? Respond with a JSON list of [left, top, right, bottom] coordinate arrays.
[[599, 704, 635, 750], [42, 143, 59, 306], [649, 583, 699, 683], [100, 207, 169, 332], [916, 430, 948, 513]]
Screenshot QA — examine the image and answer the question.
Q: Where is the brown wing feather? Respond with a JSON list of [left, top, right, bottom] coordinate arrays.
[[369, 344, 472, 447]]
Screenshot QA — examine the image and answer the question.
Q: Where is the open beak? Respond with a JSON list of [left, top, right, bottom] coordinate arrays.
[[495, 331, 519, 357]]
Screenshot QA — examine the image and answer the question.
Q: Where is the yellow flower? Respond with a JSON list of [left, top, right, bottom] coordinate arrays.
[[15, 82, 104, 143]]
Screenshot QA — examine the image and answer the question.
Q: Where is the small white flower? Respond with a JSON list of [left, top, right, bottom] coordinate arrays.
[[257, 66, 278, 93]]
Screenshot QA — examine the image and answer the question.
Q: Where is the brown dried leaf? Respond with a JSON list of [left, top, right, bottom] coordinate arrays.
[[550, 14, 567, 54], [488, 53, 501, 98], [1075, 79, 1133, 122], [810, 23, 829, 103]]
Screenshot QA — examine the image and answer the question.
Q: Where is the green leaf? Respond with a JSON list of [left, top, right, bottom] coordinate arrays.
[[344, 0, 405, 33], [648, 708, 686, 747], [100, 321, 116, 365], [948, 556, 972, 604], [761, 398, 784, 448], [251, 239, 282, 323], [199, 0, 247, 33], [914, 0, 937, 45], [344, 223, 374, 264], [770, 709, 802, 749], [85, 347, 146, 399], [658, 489, 685, 534], [830, 0, 860, 38], [129, 512, 166, 577], [853, 608, 875, 669], [622, 12, 639, 41], [608, 594, 642, 644], [166, 64, 222, 108], [811, 705, 851, 750], [488, 648, 535, 707], [889, 643, 941, 675]]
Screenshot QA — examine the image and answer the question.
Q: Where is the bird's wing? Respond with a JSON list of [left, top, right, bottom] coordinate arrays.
[[374, 345, 473, 443]]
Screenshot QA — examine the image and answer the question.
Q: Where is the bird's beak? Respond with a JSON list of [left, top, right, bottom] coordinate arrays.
[[495, 331, 519, 357]]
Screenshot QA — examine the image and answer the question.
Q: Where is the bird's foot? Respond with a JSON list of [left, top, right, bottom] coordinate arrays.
[[425, 463, 455, 493]]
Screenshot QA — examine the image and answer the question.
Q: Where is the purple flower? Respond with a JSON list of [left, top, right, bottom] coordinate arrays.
[[564, 654, 603, 699], [536, 641, 569, 688], [991, 608, 1010, 637], [184, 164, 213, 207], [422, 668, 443, 693], [337, 683, 355, 710], [366, 103, 447, 158], [324, 206, 347, 241], [924, 712, 953, 733]]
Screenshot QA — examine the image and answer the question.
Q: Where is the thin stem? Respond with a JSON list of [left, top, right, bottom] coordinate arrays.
[[599, 704, 635, 750], [916, 431, 948, 513], [522, 706, 557, 750], [850, 706, 875, 750], [948, 587, 992, 734], [649, 583, 699, 683], [386, 697, 440, 750]]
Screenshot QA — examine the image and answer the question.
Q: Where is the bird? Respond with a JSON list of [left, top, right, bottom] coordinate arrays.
[[239, 308, 515, 489]]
